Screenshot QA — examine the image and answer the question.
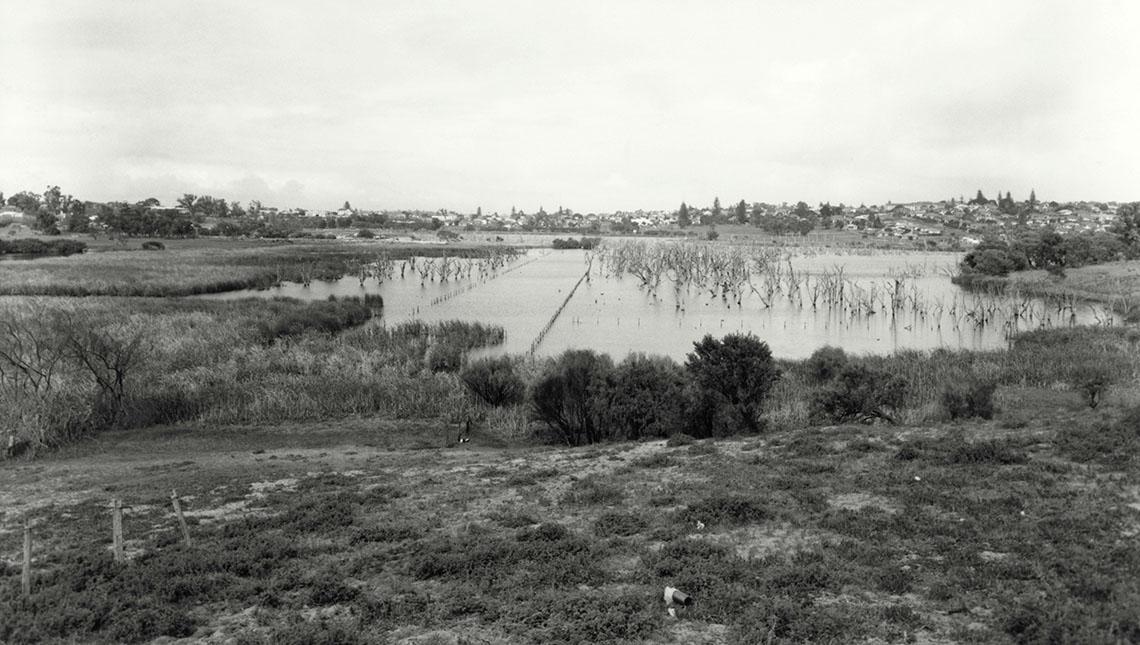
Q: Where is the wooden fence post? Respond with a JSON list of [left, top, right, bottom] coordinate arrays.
[[171, 489, 191, 546], [112, 498, 124, 563], [22, 519, 31, 597]]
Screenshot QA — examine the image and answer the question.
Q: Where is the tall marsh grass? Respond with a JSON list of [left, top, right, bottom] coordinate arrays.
[[0, 297, 503, 446]]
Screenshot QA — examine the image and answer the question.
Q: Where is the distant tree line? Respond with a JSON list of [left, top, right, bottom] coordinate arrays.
[[957, 202, 1140, 279]]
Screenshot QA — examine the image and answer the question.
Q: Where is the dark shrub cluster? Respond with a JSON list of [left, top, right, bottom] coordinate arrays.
[[811, 364, 907, 424], [551, 237, 601, 250], [681, 494, 772, 527], [530, 333, 781, 445], [592, 353, 687, 440], [941, 379, 997, 420], [460, 355, 526, 406], [805, 346, 848, 383], [0, 238, 87, 256]]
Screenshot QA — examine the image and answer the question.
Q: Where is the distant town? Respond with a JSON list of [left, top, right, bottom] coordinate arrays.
[[0, 186, 1127, 250]]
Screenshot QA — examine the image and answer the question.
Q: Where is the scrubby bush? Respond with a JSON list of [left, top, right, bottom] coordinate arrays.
[[593, 511, 648, 537], [812, 364, 907, 424], [685, 333, 780, 434], [681, 494, 771, 527], [355, 228, 375, 238], [941, 379, 997, 420], [805, 346, 848, 383], [460, 355, 526, 406], [591, 353, 687, 440], [946, 438, 1028, 465], [1056, 405, 1140, 466], [1075, 368, 1113, 409], [531, 349, 613, 445]]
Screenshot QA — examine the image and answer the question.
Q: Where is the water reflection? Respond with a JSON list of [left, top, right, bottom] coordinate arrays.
[[195, 248, 1111, 360]]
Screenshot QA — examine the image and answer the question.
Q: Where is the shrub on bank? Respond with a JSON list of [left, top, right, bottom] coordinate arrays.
[[685, 333, 780, 434], [531, 350, 613, 445], [812, 364, 907, 424], [805, 346, 848, 384], [591, 353, 687, 440], [461, 355, 526, 406], [941, 379, 997, 420]]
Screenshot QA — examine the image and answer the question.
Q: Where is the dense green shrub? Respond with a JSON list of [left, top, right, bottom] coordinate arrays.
[[685, 333, 781, 433], [941, 379, 997, 419], [805, 346, 848, 383], [531, 349, 613, 445], [811, 364, 907, 424], [591, 353, 687, 440], [460, 355, 526, 406]]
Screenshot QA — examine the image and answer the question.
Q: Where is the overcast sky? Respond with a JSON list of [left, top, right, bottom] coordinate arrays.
[[2, 1, 1138, 213]]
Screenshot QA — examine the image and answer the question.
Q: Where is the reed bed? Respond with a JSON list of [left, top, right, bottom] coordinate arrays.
[[0, 242, 520, 297], [0, 297, 503, 446], [593, 240, 1117, 339]]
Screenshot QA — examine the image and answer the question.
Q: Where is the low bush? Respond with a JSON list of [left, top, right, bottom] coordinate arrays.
[[460, 355, 526, 406], [685, 333, 781, 434], [805, 346, 848, 383], [941, 379, 997, 420], [1055, 407, 1140, 466], [1075, 368, 1113, 409], [531, 349, 613, 445], [593, 511, 648, 537], [946, 439, 1028, 465], [591, 353, 687, 440], [561, 477, 624, 506], [681, 494, 771, 527], [811, 364, 907, 424], [140, 240, 166, 251]]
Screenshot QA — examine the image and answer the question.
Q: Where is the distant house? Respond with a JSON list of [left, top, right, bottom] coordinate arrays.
[[146, 206, 190, 217], [0, 206, 31, 223]]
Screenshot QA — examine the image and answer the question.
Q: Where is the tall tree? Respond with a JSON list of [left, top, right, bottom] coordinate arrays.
[[42, 185, 62, 216], [176, 194, 197, 211], [712, 197, 722, 220], [677, 202, 691, 228], [734, 199, 748, 224]]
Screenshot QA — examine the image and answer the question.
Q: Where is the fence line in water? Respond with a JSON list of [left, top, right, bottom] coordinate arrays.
[[529, 267, 590, 356]]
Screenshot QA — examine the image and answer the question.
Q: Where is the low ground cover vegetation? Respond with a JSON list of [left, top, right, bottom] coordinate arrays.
[[2, 399, 1137, 643]]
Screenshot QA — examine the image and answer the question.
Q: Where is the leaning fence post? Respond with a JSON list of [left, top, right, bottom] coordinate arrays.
[[112, 498, 124, 563], [22, 519, 32, 597], [171, 489, 191, 546]]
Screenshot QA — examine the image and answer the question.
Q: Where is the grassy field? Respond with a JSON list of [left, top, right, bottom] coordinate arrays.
[[0, 239, 516, 296], [957, 260, 1140, 323], [1007, 261, 1140, 322], [1, 392, 1138, 644]]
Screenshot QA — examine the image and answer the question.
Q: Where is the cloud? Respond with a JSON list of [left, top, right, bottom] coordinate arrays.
[[2, 0, 1139, 209]]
